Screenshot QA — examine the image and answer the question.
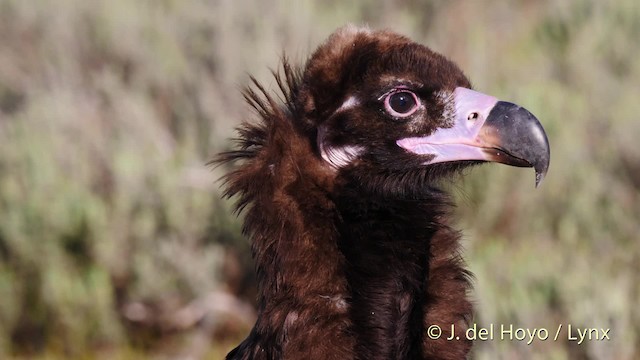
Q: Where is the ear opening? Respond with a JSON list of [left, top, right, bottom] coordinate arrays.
[[317, 124, 364, 169]]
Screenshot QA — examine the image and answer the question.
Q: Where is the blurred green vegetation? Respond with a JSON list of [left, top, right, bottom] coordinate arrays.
[[0, 0, 637, 359]]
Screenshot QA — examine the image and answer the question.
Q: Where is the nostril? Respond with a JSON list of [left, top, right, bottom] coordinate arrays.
[[467, 112, 479, 122]]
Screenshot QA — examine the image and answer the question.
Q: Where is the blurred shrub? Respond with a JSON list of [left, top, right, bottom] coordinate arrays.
[[0, 0, 244, 356]]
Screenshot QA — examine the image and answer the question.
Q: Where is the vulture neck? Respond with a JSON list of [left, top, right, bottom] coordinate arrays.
[[334, 177, 462, 359]]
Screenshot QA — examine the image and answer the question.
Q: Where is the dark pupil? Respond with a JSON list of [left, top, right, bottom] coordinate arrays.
[[389, 92, 416, 113]]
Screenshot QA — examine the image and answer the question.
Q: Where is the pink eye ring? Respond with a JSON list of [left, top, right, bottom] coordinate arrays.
[[384, 90, 420, 117]]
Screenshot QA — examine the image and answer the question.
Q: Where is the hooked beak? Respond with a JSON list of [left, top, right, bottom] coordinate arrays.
[[397, 87, 550, 187]]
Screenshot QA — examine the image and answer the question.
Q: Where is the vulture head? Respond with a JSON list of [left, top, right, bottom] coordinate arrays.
[[218, 25, 550, 360], [305, 27, 549, 192]]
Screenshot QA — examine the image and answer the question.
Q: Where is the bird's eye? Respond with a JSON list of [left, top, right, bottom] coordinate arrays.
[[384, 90, 420, 117]]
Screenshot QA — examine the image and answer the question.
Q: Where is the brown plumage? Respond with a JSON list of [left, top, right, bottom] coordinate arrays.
[[216, 26, 550, 360]]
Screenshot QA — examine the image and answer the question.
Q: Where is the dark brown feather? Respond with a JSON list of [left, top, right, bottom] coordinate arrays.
[[215, 60, 356, 360], [215, 26, 475, 360]]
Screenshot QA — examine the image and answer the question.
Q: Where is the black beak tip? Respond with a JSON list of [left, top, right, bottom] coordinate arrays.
[[528, 116, 550, 188], [535, 167, 547, 188], [486, 101, 550, 188]]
